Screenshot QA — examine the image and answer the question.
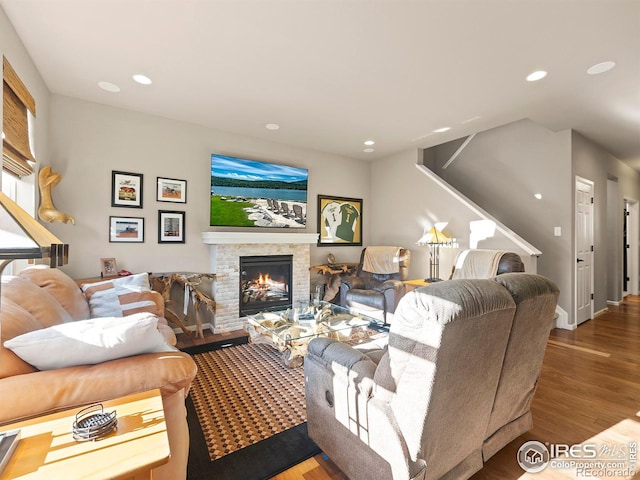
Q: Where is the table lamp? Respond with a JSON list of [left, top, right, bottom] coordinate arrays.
[[417, 223, 453, 282]]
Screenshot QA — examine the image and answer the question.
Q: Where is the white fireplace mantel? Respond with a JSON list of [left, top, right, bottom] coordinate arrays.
[[202, 231, 318, 245]]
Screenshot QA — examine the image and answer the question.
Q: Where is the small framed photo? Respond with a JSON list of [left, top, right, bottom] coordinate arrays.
[[157, 177, 187, 203], [158, 210, 185, 243], [109, 216, 144, 243], [112, 171, 143, 208], [100, 257, 118, 277], [317, 195, 363, 246]]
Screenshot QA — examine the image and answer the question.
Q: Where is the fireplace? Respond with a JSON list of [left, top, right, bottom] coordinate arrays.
[[202, 231, 317, 333], [239, 255, 293, 316]]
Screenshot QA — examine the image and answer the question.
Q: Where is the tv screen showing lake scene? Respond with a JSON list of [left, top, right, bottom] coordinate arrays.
[[210, 154, 308, 228]]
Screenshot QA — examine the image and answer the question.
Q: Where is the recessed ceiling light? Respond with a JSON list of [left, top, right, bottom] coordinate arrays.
[[265, 123, 280, 130], [526, 70, 547, 82], [433, 127, 451, 133], [364, 140, 375, 146], [132, 74, 152, 85], [98, 81, 120, 93], [534, 193, 542, 200], [587, 61, 616, 75], [363, 148, 375, 153]]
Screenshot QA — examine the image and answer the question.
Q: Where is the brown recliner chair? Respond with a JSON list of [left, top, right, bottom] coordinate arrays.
[[339, 246, 410, 323], [449, 249, 525, 279]]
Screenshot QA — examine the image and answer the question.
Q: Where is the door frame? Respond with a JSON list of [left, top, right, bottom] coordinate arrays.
[[575, 175, 594, 325], [624, 198, 639, 296]]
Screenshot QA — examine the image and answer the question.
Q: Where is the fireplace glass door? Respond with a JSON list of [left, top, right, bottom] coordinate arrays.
[[239, 255, 293, 316]]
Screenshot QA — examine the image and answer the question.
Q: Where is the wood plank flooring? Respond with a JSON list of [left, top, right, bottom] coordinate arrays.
[[270, 297, 640, 480]]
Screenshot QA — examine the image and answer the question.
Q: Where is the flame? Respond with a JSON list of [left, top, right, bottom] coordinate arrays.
[[258, 273, 270, 285]]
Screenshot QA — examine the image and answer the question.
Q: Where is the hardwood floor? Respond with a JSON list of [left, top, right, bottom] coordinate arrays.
[[271, 297, 640, 480]]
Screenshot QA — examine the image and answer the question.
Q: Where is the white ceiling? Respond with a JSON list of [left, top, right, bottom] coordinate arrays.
[[2, 0, 639, 166]]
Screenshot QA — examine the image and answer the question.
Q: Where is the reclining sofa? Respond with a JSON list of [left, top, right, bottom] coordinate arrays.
[[0, 266, 197, 480], [305, 273, 558, 480]]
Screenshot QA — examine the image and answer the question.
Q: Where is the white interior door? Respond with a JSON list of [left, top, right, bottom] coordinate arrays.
[[575, 177, 594, 325], [625, 199, 639, 296]]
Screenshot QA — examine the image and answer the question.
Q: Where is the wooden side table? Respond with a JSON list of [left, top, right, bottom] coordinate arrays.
[[0, 389, 169, 480], [310, 263, 359, 302], [403, 279, 431, 293]]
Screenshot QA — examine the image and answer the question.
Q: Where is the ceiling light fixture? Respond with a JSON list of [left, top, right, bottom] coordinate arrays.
[[526, 70, 547, 82], [587, 61, 616, 75], [132, 74, 152, 85], [534, 193, 542, 200], [98, 81, 120, 93], [364, 140, 375, 146], [265, 123, 280, 130], [363, 148, 375, 153], [433, 127, 451, 133]]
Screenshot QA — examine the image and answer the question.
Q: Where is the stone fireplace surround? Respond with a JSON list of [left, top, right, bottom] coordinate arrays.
[[202, 232, 318, 333]]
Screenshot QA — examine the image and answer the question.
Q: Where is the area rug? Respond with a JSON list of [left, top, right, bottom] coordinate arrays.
[[184, 339, 321, 480]]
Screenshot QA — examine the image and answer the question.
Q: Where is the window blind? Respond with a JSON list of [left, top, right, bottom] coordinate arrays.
[[3, 57, 36, 177]]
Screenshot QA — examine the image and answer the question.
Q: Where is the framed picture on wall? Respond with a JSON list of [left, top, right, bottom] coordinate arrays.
[[157, 177, 187, 203], [111, 171, 143, 208], [317, 195, 362, 246], [109, 216, 144, 243], [158, 210, 185, 243]]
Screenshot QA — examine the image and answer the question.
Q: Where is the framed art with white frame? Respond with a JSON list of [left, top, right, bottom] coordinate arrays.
[[109, 216, 144, 243], [158, 210, 185, 243], [156, 177, 187, 204]]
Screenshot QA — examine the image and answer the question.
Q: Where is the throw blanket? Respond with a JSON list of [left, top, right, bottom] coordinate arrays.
[[450, 249, 507, 279], [363, 246, 401, 274]]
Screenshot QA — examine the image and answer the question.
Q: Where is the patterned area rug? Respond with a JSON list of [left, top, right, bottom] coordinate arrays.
[[189, 342, 307, 461]]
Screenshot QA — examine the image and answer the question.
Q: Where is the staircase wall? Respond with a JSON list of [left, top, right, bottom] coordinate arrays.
[[370, 120, 574, 325]]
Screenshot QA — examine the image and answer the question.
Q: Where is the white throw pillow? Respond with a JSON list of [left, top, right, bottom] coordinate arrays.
[[81, 272, 158, 318], [3, 313, 175, 371]]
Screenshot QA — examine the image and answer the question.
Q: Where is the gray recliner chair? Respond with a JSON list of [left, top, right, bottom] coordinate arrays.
[[339, 246, 410, 324], [305, 273, 559, 480]]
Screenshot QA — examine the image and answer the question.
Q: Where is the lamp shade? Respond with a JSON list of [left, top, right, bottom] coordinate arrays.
[[0, 192, 68, 266], [417, 226, 452, 246]]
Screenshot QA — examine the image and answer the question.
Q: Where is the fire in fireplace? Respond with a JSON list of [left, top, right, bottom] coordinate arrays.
[[239, 255, 293, 316]]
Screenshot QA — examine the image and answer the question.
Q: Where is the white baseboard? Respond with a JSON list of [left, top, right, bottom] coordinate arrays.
[[594, 307, 608, 318], [554, 305, 575, 330], [607, 300, 621, 306]]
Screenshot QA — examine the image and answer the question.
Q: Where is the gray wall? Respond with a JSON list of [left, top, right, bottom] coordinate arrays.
[[369, 148, 536, 283], [572, 131, 640, 306], [425, 119, 574, 320], [46, 95, 371, 279]]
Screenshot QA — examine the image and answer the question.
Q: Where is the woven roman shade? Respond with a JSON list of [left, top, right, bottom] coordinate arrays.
[[3, 57, 36, 177]]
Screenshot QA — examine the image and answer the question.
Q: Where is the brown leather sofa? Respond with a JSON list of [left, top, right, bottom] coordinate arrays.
[[0, 266, 197, 480], [339, 247, 410, 323]]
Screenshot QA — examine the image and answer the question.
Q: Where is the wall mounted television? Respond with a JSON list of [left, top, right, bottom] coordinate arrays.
[[210, 153, 308, 228]]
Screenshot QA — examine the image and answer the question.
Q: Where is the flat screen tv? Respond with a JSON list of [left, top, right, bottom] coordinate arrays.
[[210, 154, 308, 228]]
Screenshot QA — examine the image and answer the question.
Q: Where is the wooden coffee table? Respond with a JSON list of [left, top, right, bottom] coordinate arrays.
[[0, 389, 169, 480]]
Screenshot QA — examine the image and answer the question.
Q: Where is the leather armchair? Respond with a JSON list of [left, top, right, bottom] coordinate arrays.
[[339, 247, 410, 323], [449, 249, 525, 279]]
